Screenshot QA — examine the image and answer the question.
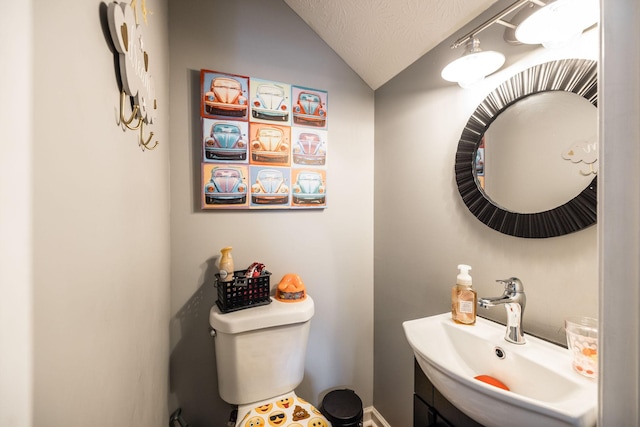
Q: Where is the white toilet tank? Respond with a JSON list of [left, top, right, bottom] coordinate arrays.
[[209, 296, 315, 405]]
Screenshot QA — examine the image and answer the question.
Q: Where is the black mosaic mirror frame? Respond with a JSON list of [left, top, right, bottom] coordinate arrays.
[[455, 58, 598, 238]]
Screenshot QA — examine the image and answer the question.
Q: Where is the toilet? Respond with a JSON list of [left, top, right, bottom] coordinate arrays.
[[209, 295, 331, 427]]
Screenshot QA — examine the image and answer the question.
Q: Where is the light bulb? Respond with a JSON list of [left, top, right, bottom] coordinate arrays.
[[515, 0, 599, 47], [441, 38, 505, 87]]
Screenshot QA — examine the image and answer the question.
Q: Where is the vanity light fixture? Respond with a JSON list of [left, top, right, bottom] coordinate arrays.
[[442, 0, 530, 87], [441, 37, 505, 88], [441, 0, 599, 87], [514, 0, 599, 48]]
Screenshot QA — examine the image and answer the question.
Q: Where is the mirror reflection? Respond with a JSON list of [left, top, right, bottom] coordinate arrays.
[[479, 91, 597, 213]]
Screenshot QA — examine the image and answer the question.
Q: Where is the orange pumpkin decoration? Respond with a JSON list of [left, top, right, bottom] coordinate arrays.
[[276, 273, 307, 302]]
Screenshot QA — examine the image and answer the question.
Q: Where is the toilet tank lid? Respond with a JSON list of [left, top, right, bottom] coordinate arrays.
[[210, 295, 315, 334]]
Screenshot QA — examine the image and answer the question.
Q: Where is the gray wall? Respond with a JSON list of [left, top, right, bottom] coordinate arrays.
[[167, 1, 375, 425], [373, 2, 598, 425], [29, 0, 172, 425]]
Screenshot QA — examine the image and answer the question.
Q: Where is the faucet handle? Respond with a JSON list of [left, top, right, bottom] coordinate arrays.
[[496, 277, 524, 293]]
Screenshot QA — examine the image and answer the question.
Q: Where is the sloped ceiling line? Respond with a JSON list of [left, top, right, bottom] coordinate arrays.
[[284, 0, 498, 89]]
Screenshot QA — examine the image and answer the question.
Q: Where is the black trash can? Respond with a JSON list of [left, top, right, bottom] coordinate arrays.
[[321, 389, 363, 427]]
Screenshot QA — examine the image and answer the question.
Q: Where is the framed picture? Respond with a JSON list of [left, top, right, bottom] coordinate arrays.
[[200, 70, 328, 210]]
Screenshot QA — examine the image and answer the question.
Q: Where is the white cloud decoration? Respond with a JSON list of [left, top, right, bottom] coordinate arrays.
[[107, 1, 158, 147]]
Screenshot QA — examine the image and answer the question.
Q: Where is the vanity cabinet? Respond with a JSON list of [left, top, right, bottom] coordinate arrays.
[[413, 359, 484, 427]]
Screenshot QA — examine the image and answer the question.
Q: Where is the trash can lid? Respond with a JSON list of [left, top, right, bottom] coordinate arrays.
[[321, 389, 363, 424]]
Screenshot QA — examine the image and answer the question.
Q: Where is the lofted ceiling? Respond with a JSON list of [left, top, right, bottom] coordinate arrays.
[[284, 0, 499, 89]]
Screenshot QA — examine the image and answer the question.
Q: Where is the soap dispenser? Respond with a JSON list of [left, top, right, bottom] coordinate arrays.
[[451, 264, 477, 325], [219, 246, 234, 282]]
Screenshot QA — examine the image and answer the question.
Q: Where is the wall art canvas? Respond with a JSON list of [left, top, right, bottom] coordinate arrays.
[[200, 70, 328, 210]]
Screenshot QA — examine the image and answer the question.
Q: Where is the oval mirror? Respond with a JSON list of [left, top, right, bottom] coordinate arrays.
[[455, 58, 598, 238]]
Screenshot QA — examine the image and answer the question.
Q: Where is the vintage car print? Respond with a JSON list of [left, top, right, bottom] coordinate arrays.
[[204, 167, 247, 205], [292, 91, 326, 127], [251, 126, 289, 163], [251, 169, 289, 205], [204, 77, 248, 117], [292, 132, 326, 165], [251, 83, 289, 121], [292, 171, 325, 204], [204, 122, 247, 161]]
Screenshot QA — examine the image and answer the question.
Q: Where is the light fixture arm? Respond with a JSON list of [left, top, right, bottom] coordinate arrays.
[[451, 0, 547, 49]]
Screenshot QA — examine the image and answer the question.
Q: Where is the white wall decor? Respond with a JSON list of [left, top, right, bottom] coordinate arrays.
[[107, 1, 158, 150]]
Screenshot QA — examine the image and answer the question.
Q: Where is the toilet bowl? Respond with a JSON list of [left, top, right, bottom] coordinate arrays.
[[209, 295, 331, 427]]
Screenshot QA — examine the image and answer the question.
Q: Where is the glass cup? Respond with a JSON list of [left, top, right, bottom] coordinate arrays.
[[565, 316, 598, 378]]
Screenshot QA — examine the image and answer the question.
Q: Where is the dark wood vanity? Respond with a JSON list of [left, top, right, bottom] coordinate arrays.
[[413, 359, 484, 427]]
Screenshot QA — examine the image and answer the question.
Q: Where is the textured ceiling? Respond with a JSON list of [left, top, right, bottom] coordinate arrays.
[[284, 0, 499, 89]]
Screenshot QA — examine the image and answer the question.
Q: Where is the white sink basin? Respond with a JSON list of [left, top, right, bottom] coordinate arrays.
[[403, 313, 597, 427]]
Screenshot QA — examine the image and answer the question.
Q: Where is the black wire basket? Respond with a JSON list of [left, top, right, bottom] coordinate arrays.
[[215, 269, 272, 313]]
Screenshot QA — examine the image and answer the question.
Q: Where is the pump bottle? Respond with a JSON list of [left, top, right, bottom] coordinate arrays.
[[451, 264, 477, 325], [219, 246, 234, 282]]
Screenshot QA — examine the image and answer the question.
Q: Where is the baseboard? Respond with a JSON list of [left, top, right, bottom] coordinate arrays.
[[364, 406, 391, 427]]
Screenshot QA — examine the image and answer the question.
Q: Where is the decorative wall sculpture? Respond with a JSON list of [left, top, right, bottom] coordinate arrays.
[[106, 1, 159, 151]]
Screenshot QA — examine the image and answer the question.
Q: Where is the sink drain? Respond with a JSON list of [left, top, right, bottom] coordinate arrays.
[[494, 347, 506, 359]]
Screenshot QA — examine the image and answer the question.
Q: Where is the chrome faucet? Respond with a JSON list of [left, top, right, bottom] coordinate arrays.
[[478, 278, 526, 345]]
